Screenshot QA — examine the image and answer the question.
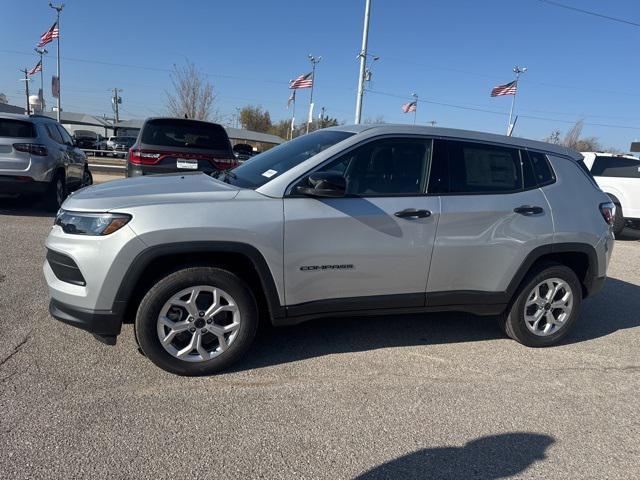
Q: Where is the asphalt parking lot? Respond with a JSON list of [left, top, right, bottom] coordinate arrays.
[[1, 190, 639, 479]]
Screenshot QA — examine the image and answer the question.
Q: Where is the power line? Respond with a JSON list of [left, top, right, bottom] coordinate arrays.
[[366, 89, 640, 130], [536, 0, 640, 28]]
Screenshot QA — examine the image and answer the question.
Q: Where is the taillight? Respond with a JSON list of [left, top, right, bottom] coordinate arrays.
[[599, 202, 616, 226], [129, 149, 162, 165], [13, 143, 48, 156]]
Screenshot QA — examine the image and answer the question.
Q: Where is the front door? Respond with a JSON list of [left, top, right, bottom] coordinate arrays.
[[283, 136, 440, 313]]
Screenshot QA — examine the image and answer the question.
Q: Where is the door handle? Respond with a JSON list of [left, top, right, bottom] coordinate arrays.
[[514, 205, 543, 215], [394, 208, 431, 218]]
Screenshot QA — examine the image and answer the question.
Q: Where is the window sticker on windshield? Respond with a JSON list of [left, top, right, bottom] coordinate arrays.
[[262, 169, 277, 178]]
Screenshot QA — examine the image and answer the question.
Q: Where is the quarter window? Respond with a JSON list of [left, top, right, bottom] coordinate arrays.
[[529, 151, 555, 186], [316, 138, 432, 196], [446, 140, 522, 194]]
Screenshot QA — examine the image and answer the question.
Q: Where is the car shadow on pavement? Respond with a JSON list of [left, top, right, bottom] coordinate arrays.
[[354, 432, 554, 480], [0, 196, 55, 218], [233, 276, 640, 371]]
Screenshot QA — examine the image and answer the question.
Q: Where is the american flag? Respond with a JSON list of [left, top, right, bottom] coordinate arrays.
[[491, 80, 517, 97], [402, 101, 417, 113], [38, 21, 59, 48], [289, 72, 313, 89], [28, 60, 42, 76]]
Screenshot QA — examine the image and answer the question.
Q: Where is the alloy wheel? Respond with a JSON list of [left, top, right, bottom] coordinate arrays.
[[156, 285, 241, 362], [524, 278, 574, 336]]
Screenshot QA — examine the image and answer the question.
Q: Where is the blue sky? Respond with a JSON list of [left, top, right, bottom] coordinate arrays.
[[1, 0, 639, 149]]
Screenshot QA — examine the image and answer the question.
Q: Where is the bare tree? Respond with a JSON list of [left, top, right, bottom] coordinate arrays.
[[166, 61, 216, 120], [0, 93, 8, 104], [563, 119, 584, 150], [544, 130, 561, 145]]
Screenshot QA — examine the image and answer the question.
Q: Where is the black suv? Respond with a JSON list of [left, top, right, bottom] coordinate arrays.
[[126, 118, 237, 177]]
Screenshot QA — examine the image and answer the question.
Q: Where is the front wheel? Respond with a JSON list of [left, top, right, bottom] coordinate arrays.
[[499, 263, 582, 347], [135, 267, 258, 375]]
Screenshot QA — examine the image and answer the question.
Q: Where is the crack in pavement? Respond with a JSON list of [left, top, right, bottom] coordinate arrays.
[[0, 330, 33, 369]]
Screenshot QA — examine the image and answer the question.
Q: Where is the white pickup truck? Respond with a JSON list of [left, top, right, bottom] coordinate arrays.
[[581, 152, 640, 235]]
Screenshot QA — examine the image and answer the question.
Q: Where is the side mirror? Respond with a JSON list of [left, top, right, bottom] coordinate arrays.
[[296, 171, 346, 198]]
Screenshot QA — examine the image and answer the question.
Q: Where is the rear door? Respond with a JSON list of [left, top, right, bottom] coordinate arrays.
[[283, 136, 440, 313], [56, 124, 84, 187], [425, 139, 554, 304]]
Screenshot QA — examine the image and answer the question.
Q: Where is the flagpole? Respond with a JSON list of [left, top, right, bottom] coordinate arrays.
[[290, 91, 296, 140], [49, 3, 64, 122], [412, 92, 418, 125], [507, 65, 526, 135], [306, 55, 321, 134], [35, 48, 47, 113]]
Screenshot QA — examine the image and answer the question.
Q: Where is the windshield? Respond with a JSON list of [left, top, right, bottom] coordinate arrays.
[[225, 130, 355, 188]]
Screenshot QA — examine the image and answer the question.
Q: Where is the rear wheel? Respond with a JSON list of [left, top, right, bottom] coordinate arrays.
[[45, 171, 66, 211], [612, 203, 625, 236], [499, 263, 582, 347], [135, 267, 258, 375]]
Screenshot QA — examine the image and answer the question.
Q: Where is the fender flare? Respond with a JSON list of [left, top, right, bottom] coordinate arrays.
[[112, 241, 285, 322]]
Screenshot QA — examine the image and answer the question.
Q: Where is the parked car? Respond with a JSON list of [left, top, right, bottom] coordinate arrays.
[[0, 113, 92, 209], [581, 152, 640, 234], [73, 130, 100, 153], [233, 143, 256, 162], [126, 118, 237, 177], [112, 136, 137, 158], [95, 136, 111, 156], [45, 125, 614, 375]]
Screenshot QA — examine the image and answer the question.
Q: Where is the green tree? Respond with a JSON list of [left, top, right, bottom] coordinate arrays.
[[239, 105, 272, 132]]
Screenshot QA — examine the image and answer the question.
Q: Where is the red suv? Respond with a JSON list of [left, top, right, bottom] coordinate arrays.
[[126, 118, 237, 177]]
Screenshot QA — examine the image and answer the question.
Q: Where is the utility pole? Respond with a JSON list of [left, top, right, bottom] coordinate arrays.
[[306, 54, 321, 134], [320, 106, 325, 127], [49, 2, 64, 121], [507, 65, 526, 135], [19, 69, 31, 116], [428, 120, 437, 127], [354, 0, 372, 125], [34, 47, 48, 112], [111, 88, 123, 123]]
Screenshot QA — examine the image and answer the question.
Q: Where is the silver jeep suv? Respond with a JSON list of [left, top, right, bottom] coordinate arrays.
[[44, 125, 615, 375], [0, 113, 92, 209]]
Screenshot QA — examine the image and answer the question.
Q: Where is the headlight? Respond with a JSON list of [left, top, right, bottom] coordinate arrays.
[[54, 210, 132, 236]]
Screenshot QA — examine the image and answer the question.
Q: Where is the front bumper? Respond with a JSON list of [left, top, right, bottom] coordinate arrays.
[[49, 298, 122, 345]]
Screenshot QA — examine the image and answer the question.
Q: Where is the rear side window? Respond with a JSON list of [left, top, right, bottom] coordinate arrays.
[[446, 140, 522, 194], [591, 156, 640, 178], [0, 119, 35, 138], [44, 123, 63, 144], [140, 119, 231, 152]]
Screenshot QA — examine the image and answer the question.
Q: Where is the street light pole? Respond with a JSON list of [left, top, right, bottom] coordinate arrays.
[[306, 55, 321, 134], [507, 65, 526, 135], [34, 47, 47, 112], [49, 2, 64, 121], [354, 0, 372, 125]]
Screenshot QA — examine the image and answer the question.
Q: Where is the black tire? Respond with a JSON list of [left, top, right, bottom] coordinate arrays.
[[135, 267, 258, 375], [82, 167, 93, 188], [612, 203, 625, 237], [45, 171, 66, 211], [499, 263, 582, 347]]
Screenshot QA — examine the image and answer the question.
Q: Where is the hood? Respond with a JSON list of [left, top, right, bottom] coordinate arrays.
[[63, 172, 241, 211]]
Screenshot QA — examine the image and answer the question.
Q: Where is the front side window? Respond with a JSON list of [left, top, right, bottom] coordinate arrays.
[[447, 140, 522, 194], [56, 125, 74, 146], [314, 137, 431, 196]]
